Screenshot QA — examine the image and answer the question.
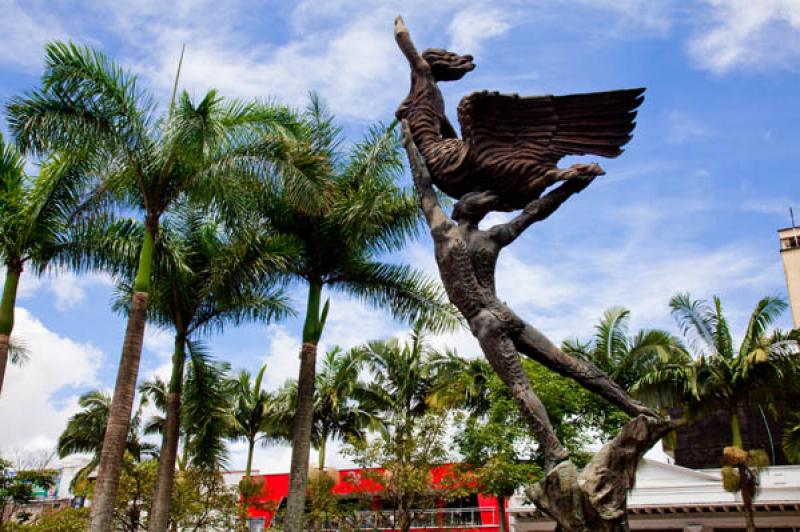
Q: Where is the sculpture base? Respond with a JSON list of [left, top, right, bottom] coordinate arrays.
[[527, 415, 672, 532]]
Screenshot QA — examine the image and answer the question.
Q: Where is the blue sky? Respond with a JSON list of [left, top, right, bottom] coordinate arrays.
[[1, 0, 799, 473]]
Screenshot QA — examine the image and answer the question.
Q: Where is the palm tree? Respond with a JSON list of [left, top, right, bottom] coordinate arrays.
[[635, 293, 797, 445], [359, 325, 451, 426], [428, 354, 493, 417], [228, 364, 287, 481], [7, 43, 301, 530], [356, 326, 452, 532], [633, 293, 799, 531], [276, 347, 383, 471], [116, 205, 293, 532], [243, 96, 460, 531], [562, 307, 689, 391], [0, 133, 90, 396], [57, 390, 155, 492]]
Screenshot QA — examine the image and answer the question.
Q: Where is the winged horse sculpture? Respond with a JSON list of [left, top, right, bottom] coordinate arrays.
[[394, 17, 644, 217]]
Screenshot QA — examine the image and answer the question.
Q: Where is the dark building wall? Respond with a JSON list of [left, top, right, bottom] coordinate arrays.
[[671, 404, 787, 469]]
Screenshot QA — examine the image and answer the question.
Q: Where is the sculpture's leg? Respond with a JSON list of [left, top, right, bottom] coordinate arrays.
[[515, 323, 655, 418], [470, 309, 569, 468]]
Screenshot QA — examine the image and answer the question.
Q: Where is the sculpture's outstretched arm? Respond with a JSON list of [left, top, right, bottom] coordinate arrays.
[[489, 176, 595, 247], [401, 120, 454, 237], [395, 17, 428, 72]]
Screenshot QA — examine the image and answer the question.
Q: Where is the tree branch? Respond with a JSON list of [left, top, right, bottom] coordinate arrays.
[[489, 176, 595, 247]]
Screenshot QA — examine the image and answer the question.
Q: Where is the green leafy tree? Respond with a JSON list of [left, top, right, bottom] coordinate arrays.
[[240, 96, 459, 531], [0, 458, 57, 528], [117, 205, 293, 531], [345, 327, 455, 532], [7, 507, 90, 531], [454, 390, 541, 532], [7, 44, 301, 530]]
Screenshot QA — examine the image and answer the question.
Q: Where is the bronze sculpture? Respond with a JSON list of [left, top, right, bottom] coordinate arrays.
[[395, 17, 671, 531], [395, 17, 643, 215]]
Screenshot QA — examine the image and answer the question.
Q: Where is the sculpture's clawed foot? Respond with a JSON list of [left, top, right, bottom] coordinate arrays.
[[627, 399, 659, 419], [570, 162, 605, 178], [547, 163, 605, 184]]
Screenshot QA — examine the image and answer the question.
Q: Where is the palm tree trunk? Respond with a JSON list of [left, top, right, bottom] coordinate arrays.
[[744, 505, 757, 532], [90, 226, 155, 532], [285, 341, 319, 531], [285, 282, 326, 532], [318, 435, 328, 471], [0, 262, 21, 397], [731, 410, 743, 448], [149, 334, 187, 532], [246, 438, 255, 479]]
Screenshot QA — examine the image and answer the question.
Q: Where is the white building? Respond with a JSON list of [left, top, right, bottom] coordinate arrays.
[[509, 459, 800, 531]]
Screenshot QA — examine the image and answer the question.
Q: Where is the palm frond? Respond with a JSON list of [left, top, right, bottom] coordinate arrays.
[[329, 260, 462, 334], [670, 292, 718, 356]]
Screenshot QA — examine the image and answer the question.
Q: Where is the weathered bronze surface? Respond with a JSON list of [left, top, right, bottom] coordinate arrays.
[[395, 17, 670, 531], [395, 17, 642, 215]]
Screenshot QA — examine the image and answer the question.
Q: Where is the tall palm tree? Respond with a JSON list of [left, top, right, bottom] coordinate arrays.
[[7, 43, 302, 530], [57, 390, 155, 492], [115, 205, 294, 532], [633, 293, 799, 531], [275, 347, 383, 471], [0, 133, 90, 396], [244, 96, 460, 531]]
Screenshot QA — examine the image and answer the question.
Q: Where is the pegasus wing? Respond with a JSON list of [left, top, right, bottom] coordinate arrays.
[[457, 88, 644, 167]]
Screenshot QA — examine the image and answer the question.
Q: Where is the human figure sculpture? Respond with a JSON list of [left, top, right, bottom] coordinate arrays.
[[394, 17, 671, 531]]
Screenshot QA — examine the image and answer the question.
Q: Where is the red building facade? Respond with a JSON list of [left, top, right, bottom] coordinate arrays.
[[246, 464, 504, 531]]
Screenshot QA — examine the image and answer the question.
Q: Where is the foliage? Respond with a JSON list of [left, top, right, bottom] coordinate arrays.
[[632, 293, 799, 444], [228, 364, 288, 479], [343, 327, 456, 532], [275, 347, 384, 469], [4, 508, 90, 531], [563, 306, 689, 392], [454, 391, 542, 499], [344, 414, 452, 532], [140, 348, 233, 471], [56, 390, 154, 492], [0, 459, 57, 528]]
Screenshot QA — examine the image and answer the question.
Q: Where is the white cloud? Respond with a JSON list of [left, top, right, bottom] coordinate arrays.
[[9, 267, 113, 312], [576, 0, 673, 35], [0, 1, 66, 71], [689, 0, 800, 73], [261, 324, 301, 390], [143, 326, 175, 360], [0, 308, 103, 451], [448, 7, 511, 55]]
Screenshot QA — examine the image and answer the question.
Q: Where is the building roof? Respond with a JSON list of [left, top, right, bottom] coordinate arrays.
[[508, 458, 800, 519]]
